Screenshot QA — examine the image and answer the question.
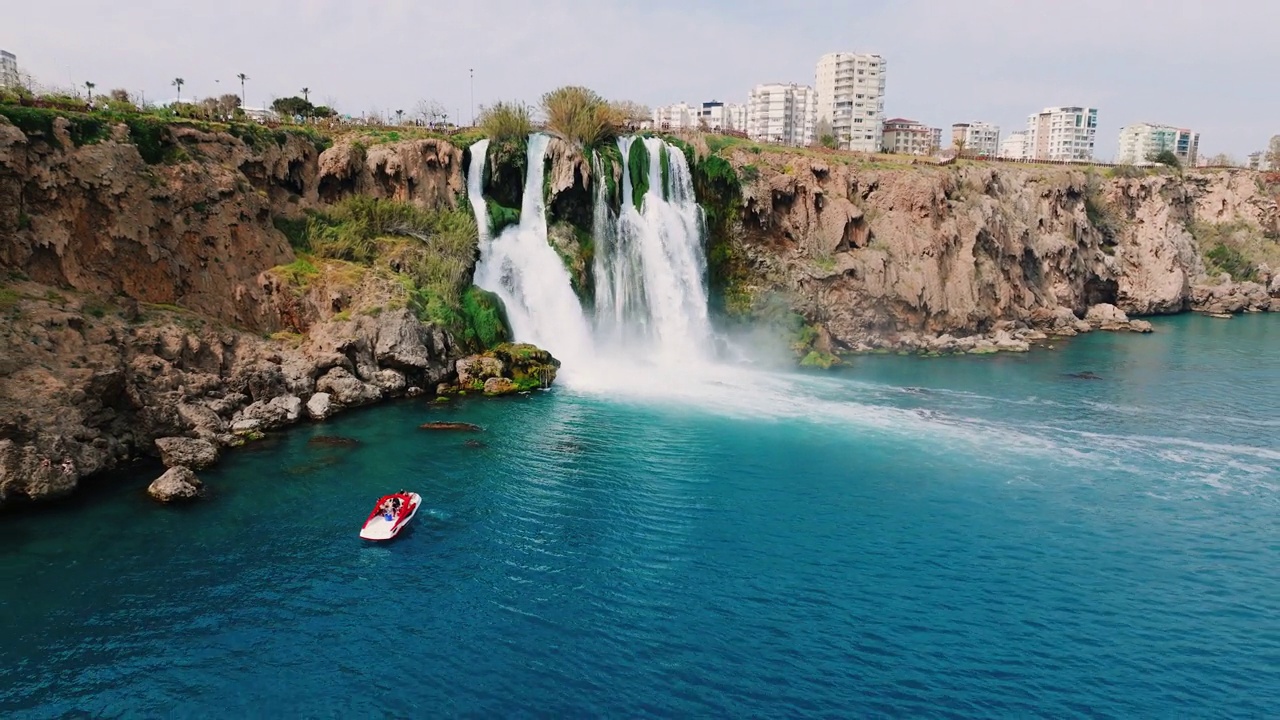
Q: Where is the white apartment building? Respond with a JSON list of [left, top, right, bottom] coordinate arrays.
[[746, 83, 816, 147], [951, 121, 1001, 157], [1115, 122, 1199, 166], [1026, 106, 1098, 162], [699, 101, 746, 133], [653, 102, 698, 131], [999, 131, 1029, 159], [881, 118, 940, 156], [0, 50, 18, 89], [815, 52, 886, 152]]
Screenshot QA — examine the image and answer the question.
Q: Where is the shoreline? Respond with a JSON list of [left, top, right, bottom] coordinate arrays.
[[5, 308, 1275, 515]]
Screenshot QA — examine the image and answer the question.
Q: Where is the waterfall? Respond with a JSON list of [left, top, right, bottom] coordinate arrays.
[[465, 133, 714, 378], [603, 137, 713, 362], [467, 135, 595, 368], [466, 138, 491, 245]]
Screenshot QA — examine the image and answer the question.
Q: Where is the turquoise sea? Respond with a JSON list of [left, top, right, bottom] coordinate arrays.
[[1, 314, 1277, 718]]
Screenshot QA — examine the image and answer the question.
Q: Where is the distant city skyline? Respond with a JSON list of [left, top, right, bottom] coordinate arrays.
[[6, 0, 1279, 160]]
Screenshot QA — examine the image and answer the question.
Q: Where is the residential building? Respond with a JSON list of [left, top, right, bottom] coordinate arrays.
[[999, 131, 1029, 159], [653, 102, 697, 131], [1247, 151, 1264, 170], [815, 52, 886, 152], [951, 121, 1001, 157], [881, 118, 941, 156], [699, 101, 747, 133], [1115, 123, 1199, 166], [746, 83, 816, 147], [1026, 106, 1098, 161], [0, 50, 17, 89]]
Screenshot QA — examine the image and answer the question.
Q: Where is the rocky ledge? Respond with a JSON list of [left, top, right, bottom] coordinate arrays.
[[439, 343, 561, 397], [0, 285, 558, 507]]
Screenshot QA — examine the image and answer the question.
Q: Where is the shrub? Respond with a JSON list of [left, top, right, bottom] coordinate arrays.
[[1206, 243, 1255, 280], [541, 86, 621, 149], [478, 101, 532, 144]]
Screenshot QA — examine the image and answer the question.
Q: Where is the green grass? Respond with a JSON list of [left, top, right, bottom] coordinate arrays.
[[275, 257, 320, 286], [1205, 243, 1255, 280], [1189, 220, 1275, 281], [0, 287, 19, 311], [478, 101, 533, 144], [283, 197, 504, 349]]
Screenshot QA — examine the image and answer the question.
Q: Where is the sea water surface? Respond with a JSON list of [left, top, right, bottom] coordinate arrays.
[[1, 314, 1278, 718]]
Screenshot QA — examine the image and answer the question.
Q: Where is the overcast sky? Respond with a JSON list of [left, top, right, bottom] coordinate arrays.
[[8, 0, 1279, 160]]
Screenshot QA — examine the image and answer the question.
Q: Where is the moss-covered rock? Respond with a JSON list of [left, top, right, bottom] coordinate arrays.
[[547, 221, 593, 301], [444, 342, 560, 397], [628, 139, 650, 211]]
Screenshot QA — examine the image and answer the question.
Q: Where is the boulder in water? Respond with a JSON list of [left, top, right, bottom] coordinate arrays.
[[419, 422, 483, 432], [464, 439, 487, 449], [306, 392, 335, 420], [155, 436, 219, 469], [148, 466, 204, 503], [308, 435, 361, 448]]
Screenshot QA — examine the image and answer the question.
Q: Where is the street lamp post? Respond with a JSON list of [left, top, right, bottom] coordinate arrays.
[[469, 68, 474, 127]]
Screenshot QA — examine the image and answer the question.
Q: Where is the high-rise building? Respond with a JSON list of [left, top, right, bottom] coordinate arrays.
[[746, 83, 816, 147], [1026, 106, 1098, 161], [653, 103, 697, 131], [881, 118, 941, 156], [999, 131, 1029, 159], [815, 52, 886, 153], [951, 122, 1001, 158], [699, 101, 746, 133], [0, 50, 18, 89], [1116, 123, 1199, 166]]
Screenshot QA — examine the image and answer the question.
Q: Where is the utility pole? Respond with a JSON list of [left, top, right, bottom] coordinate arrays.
[[469, 68, 474, 127]]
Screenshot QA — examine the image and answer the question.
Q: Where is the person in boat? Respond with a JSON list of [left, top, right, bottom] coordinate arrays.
[[379, 499, 396, 518]]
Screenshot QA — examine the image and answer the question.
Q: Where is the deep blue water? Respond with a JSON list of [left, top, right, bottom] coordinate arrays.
[[2, 314, 1278, 718]]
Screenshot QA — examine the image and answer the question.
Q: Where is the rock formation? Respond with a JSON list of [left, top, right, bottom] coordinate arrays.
[[710, 149, 1279, 353], [0, 119, 532, 507]]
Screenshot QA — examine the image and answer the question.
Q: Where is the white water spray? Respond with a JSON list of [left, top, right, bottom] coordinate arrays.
[[467, 135, 595, 368], [595, 137, 713, 362]]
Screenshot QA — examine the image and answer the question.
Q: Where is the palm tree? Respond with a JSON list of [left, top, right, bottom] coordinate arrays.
[[172, 78, 184, 104], [301, 87, 310, 103], [395, 109, 404, 125], [84, 81, 95, 101], [236, 73, 249, 108]]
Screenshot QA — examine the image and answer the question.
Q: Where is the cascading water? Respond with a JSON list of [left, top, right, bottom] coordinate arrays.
[[595, 138, 713, 362], [467, 135, 595, 369], [466, 133, 716, 384]]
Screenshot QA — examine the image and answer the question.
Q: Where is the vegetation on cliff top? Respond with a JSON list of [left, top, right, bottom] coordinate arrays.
[[275, 197, 508, 350], [0, 103, 330, 161]]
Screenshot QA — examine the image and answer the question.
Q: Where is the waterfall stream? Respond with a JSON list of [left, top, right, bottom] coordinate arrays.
[[466, 134, 713, 379]]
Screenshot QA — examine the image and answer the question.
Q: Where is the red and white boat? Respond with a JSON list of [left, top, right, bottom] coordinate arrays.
[[359, 491, 422, 541]]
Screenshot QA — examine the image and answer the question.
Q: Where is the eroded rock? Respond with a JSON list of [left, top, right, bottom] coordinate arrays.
[[148, 466, 204, 503], [155, 437, 219, 469]]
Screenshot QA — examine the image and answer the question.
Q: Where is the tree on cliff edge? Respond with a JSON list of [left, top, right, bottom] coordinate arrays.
[[172, 78, 184, 104], [1267, 135, 1280, 171]]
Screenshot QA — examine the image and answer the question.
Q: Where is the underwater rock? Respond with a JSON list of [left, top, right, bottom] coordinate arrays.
[[308, 436, 361, 448], [419, 422, 483, 432]]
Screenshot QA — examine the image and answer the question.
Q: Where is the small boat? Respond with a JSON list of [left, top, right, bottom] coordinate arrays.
[[359, 491, 422, 541]]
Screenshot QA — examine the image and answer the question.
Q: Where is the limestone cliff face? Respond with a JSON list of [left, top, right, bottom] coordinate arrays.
[[0, 119, 475, 508], [0, 120, 320, 330], [721, 150, 1279, 349], [317, 138, 465, 208]]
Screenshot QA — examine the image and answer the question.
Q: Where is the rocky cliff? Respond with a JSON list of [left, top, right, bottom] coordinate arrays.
[[0, 117, 480, 507], [709, 148, 1280, 354]]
